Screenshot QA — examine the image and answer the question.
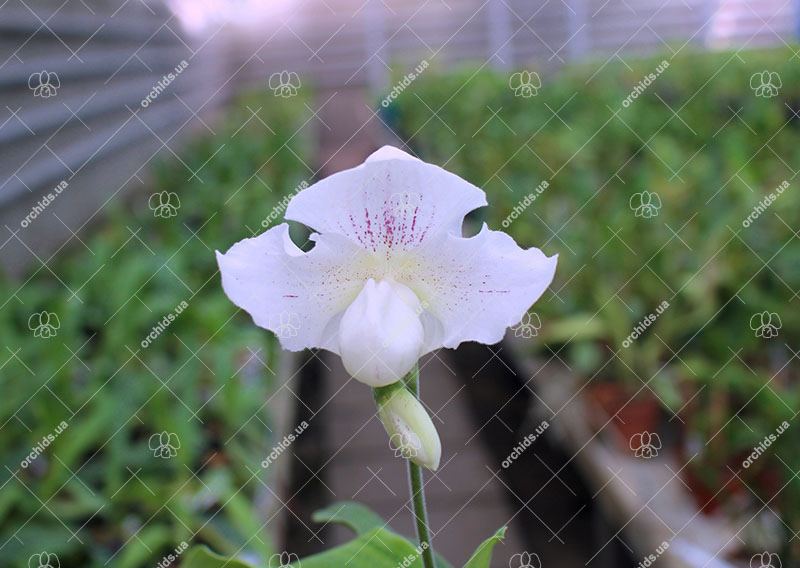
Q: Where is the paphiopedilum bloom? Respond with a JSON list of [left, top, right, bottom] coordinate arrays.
[[216, 146, 557, 388]]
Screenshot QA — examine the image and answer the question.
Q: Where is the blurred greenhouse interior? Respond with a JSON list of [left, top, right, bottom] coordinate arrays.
[[1, 0, 799, 567]]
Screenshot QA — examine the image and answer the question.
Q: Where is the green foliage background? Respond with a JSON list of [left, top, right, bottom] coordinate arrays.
[[0, 89, 311, 567], [390, 47, 800, 557]]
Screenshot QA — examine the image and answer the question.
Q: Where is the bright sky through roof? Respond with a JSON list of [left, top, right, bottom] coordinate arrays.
[[167, 0, 298, 34]]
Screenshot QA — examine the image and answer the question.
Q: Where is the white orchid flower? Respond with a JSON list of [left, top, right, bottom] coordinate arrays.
[[216, 146, 557, 387]]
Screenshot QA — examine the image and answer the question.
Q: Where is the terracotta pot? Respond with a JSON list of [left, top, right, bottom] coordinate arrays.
[[586, 382, 661, 446]]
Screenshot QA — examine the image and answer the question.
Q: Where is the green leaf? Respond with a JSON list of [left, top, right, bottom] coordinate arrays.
[[464, 526, 507, 568], [115, 525, 171, 568], [182, 546, 254, 568], [311, 501, 386, 535], [183, 529, 425, 568], [312, 502, 453, 568], [293, 528, 424, 567]]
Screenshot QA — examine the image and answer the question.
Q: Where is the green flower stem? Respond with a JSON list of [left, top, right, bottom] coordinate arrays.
[[403, 365, 436, 568], [373, 366, 436, 568]]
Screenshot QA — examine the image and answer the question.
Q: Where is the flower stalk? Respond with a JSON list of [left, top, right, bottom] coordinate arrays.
[[373, 366, 437, 568], [403, 365, 437, 568]]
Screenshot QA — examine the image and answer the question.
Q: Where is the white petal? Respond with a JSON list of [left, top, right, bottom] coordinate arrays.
[[216, 224, 376, 352], [285, 145, 487, 252], [338, 278, 424, 387], [401, 225, 557, 352], [364, 145, 419, 163]]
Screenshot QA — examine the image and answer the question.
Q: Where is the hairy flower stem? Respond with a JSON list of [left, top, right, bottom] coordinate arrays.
[[404, 365, 436, 568]]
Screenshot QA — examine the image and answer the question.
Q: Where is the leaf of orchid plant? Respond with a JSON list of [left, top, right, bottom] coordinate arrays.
[[312, 502, 454, 568], [181, 528, 439, 568], [182, 545, 254, 568], [463, 526, 507, 568], [311, 501, 385, 535], [289, 527, 425, 567]]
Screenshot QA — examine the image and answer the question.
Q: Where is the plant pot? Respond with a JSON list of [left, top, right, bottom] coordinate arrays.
[[586, 382, 661, 449]]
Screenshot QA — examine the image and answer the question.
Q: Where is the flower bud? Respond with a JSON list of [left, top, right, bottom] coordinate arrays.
[[374, 382, 441, 471], [338, 278, 424, 387]]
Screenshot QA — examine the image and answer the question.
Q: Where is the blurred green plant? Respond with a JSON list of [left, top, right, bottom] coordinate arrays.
[[389, 47, 800, 559], [183, 502, 506, 568], [0, 88, 312, 567]]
